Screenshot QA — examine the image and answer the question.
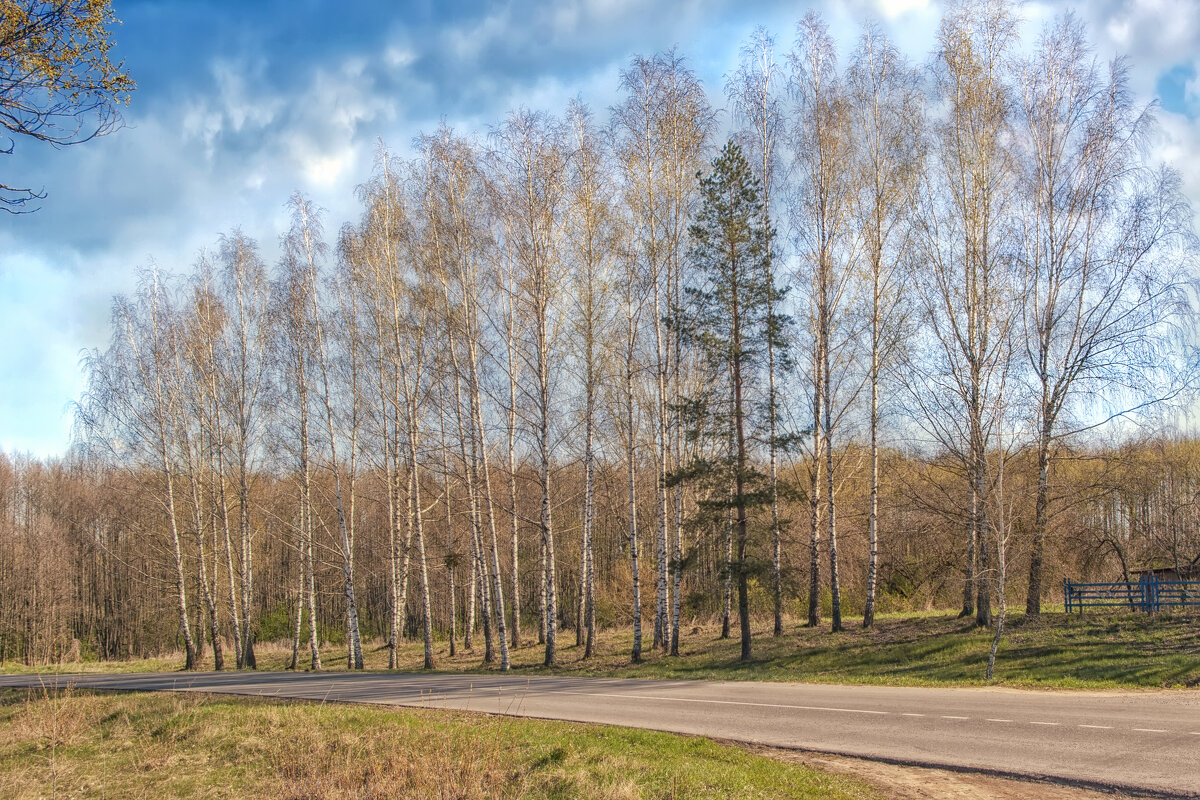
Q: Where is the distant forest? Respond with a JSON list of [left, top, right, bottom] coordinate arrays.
[[2, 0, 1196, 669]]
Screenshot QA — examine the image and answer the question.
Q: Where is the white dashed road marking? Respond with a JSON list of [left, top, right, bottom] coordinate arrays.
[[548, 690, 890, 715], [484, 688, 1189, 739]]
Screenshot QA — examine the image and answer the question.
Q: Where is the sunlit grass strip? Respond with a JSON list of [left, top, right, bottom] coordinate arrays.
[[0, 689, 872, 800]]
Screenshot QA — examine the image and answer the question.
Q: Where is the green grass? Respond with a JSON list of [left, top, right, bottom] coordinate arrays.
[[402, 610, 1200, 689], [0, 688, 874, 799], [7, 610, 1199, 689], [0, 653, 186, 676]]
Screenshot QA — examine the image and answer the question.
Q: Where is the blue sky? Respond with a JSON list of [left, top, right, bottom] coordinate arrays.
[[2, 0, 1198, 458]]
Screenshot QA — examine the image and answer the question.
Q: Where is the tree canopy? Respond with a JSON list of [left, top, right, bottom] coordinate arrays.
[[1, 0, 134, 210]]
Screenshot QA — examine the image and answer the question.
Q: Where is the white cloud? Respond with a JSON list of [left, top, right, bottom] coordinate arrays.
[[385, 46, 416, 68], [873, 0, 930, 20], [1186, 64, 1200, 112], [1105, 0, 1199, 54], [300, 149, 356, 188], [1065, 0, 1200, 97], [445, 11, 510, 63], [212, 60, 285, 132]]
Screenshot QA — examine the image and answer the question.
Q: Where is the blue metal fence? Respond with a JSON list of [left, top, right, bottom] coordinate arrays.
[[1064, 576, 1200, 613]]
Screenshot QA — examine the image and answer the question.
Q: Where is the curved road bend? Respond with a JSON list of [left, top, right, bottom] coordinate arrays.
[[2, 672, 1197, 798]]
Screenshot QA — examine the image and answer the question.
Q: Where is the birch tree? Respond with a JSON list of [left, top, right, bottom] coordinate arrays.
[[274, 223, 321, 672], [490, 109, 568, 667], [565, 99, 615, 658], [187, 258, 241, 673], [1015, 13, 1196, 615], [81, 269, 199, 669], [789, 13, 858, 632], [846, 25, 924, 628], [346, 149, 441, 668], [344, 209, 408, 668], [282, 193, 365, 667], [613, 51, 713, 654], [500, 240, 524, 650], [421, 127, 509, 669], [177, 273, 226, 670], [612, 198, 647, 663], [659, 54, 714, 657], [912, 0, 1020, 627], [215, 231, 268, 668]]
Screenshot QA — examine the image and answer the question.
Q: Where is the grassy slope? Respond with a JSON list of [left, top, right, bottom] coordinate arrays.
[[0, 689, 873, 800], [6, 611, 1198, 689], [392, 611, 1200, 689]]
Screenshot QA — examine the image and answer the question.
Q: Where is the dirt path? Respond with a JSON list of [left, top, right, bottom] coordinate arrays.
[[754, 746, 1135, 799]]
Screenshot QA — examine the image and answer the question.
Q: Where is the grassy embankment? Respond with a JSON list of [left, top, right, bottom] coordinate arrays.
[[0, 688, 873, 799], [5, 611, 1198, 689]]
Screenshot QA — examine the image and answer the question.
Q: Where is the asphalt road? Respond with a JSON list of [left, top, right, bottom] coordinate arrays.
[[3, 671, 1197, 797]]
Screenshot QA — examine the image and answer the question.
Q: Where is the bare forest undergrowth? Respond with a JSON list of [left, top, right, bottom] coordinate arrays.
[[9, 612, 1199, 690], [0, 688, 874, 800]]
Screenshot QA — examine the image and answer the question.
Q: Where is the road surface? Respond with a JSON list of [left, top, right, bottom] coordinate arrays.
[[2, 671, 1196, 797]]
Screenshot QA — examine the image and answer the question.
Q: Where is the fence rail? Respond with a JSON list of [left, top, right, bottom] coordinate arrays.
[[1064, 576, 1200, 613]]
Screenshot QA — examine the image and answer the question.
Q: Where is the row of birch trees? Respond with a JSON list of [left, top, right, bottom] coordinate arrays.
[[8, 433, 1200, 666], [72, 0, 1194, 668]]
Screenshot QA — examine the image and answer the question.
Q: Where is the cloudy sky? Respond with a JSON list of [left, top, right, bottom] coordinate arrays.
[[2, 0, 1197, 458]]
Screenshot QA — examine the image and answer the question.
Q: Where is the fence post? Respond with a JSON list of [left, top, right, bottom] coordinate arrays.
[[1063, 578, 1070, 613]]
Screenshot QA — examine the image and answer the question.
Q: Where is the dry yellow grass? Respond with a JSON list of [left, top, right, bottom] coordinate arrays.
[[0, 688, 874, 799]]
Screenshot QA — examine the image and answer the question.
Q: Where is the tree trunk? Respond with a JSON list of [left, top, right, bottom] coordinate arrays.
[[448, 565, 457, 658], [824, 308, 842, 634], [507, 355, 522, 650], [627, 313, 643, 664], [721, 491, 732, 640], [237, 461, 255, 669], [808, 348, 823, 628], [1025, 423, 1052, 615], [301, 416, 320, 671], [407, 441, 435, 670], [962, 486, 977, 619], [652, 281, 669, 653], [162, 451, 198, 670], [472, 401, 510, 672], [975, 460, 991, 627], [386, 446, 402, 669], [863, 239, 882, 628], [538, 537, 547, 646], [732, 354, 751, 662]]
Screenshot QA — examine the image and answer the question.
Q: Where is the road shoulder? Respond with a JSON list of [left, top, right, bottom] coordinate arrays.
[[749, 745, 1136, 800]]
